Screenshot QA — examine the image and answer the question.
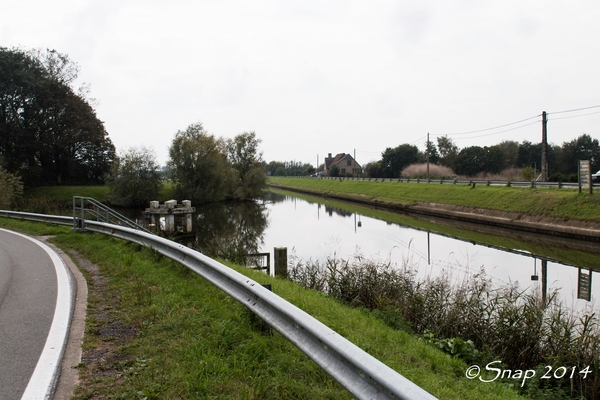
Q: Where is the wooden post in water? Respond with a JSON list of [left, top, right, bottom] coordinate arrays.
[[274, 247, 288, 279]]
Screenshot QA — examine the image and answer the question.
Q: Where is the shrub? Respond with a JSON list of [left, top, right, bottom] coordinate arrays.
[[106, 147, 162, 207], [0, 167, 23, 209], [401, 163, 455, 179], [288, 252, 600, 398]]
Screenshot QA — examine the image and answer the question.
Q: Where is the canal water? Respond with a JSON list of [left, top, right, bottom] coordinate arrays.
[[138, 190, 600, 312]]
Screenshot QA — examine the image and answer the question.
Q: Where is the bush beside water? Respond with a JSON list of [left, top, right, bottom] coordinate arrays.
[[288, 253, 600, 399]]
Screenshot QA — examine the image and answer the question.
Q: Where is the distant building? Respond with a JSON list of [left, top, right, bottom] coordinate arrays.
[[324, 153, 361, 176]]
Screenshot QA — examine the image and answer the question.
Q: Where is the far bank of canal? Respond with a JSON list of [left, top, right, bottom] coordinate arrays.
[[267, 177, 600, 244], [257, 180, 600, 312]]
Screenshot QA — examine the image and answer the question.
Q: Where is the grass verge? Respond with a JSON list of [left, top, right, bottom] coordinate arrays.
[[268, 177, 600, 222], [0, 217, 522, 399]]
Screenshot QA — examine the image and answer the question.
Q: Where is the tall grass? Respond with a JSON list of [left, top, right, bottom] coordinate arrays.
[[400, 163, 527, 181], [401, 163, 456, 179], [288, 253, 600, 399]]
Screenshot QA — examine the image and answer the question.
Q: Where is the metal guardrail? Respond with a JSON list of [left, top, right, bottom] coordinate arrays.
[[0, 210, 72, 225], [72, 196, 153, 234], [292, 175, 589, 189], [0, 209, 437, 400]]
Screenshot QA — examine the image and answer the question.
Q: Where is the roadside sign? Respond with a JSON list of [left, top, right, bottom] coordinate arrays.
[[579, 160, 592, 194], [578, 268, 592, 301]]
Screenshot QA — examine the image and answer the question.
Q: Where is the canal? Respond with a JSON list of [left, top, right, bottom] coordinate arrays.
[[140, 189, 600, 312]]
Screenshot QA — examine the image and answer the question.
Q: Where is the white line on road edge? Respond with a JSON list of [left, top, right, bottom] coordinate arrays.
[[0, 229, 74, 400]]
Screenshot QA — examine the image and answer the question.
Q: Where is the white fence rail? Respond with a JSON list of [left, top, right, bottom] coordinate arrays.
[[289, 175, 590, 189], [0, 209, 437, 400], [288, 175, 600, 189]]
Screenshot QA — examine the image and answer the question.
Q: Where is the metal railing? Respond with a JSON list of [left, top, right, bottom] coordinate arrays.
[[0, 209, 72, 226], [72, 196, 153, 234], [290, 175, 591, 189], [0, 209, 436, 400]]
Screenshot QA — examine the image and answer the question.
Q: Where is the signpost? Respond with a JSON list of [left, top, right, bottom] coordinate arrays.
[[578, 268, 592, 301], [579, 160, 593, 194]]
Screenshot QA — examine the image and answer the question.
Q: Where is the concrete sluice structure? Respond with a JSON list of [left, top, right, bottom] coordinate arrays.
[[145, 200, 195, 234]]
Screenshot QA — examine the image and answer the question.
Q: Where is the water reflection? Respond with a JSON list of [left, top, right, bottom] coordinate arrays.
[[260, 191, 599, 311], [176, 200, 269, 263]]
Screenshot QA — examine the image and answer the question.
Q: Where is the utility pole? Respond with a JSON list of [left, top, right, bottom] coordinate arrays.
[[426, 133, 430, 179], [541, 111, 548, 181]]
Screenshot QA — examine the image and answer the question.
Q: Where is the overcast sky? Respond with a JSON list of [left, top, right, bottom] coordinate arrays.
[[3, 0, 600, 167]]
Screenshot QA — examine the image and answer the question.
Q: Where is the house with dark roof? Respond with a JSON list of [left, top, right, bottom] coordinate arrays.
[[324, 153, 361, 176]]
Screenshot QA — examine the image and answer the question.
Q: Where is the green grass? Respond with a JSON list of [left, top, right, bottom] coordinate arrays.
[[23, 185, 110, 202], [22, 182, 176, 206], [0, 217, 523, 399], [268, 177, 600, 222]]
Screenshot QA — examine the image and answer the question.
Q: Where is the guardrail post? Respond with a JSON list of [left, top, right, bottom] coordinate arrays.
[[274, 247, 288, 279], [261, 284, 273, 335]]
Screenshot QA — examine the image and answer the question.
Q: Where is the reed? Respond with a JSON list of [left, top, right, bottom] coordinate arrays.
[[288, 253, 600, 399]]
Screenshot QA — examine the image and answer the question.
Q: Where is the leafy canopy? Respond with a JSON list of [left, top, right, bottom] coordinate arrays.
[[106, 147, 162, 207], [168, 123, 266, 203], [0, 47, 115, 187]]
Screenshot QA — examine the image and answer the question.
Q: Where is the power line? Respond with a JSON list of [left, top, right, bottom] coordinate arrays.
[[355, 149, 383, 155], [449, 120, 541, 141], [409, 135, 427, 146], [548, 110, 600, 121], [547, 104, 600, 115], [433, 114, 542, 137]]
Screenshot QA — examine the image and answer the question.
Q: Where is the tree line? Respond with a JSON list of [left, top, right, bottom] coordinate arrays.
[[265, 135, 599, 181], [107, 123, 266, 207], [364, 134, 600, 181]]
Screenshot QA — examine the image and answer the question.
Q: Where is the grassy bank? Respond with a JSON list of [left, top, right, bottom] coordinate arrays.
[[0, 217, 522, 399], [268, 177, 600, 222], [20, 183, 176, 211]]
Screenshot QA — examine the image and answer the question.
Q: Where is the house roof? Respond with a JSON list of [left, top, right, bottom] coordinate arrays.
[[325, 153, 361, 169]]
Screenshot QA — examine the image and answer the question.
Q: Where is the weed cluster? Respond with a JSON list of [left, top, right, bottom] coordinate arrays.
[[14, 196, 70, 215], [401, 163, 456, 179], [288, 253, 600, 399]]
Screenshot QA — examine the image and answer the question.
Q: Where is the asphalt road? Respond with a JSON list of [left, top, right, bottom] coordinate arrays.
[[0, 229, 69, 400]]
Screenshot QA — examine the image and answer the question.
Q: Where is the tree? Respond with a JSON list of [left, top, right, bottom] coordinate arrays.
[[517, 140, 541, 170], [226, 132, 267, 199], [485, 145, 504, 174], [381, 144, 421, 178], [266, 161, 286, 176], [497, 140, 519, 170], [558, 134, 600, 175], [436, 135, 459, 171], [107, 147, 162, 207], [0, 47, 115, 186], [168, 122, 235, 203], [424, 140, 440, 165], [455, 146, 486, 176], [364, 160, 383, 178], [0, 167, 23, 209]]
